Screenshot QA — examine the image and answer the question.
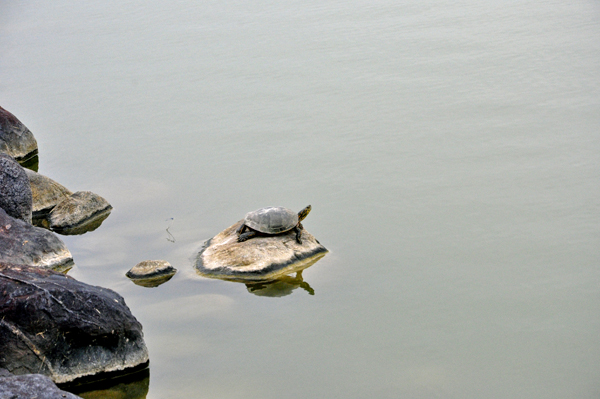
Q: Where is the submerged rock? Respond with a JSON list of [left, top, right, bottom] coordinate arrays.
[[0, 263, 149, 384], [24, 169, 72, 224], [48, 191, 112, 235], [0, 208, 73, 271], [126, 260, 177, 287], [0, 372, 82, 399], [0, 152, 32, 223], [195, 220, 328, 281], [0, 106, 38, 165]]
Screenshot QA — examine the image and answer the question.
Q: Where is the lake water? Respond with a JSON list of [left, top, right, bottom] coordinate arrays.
[[1, 1, 599, 398]]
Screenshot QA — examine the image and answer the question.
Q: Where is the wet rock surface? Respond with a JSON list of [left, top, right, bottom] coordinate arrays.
[[0, 208, 73, 271], [25, 168, 73, 223], [0, 263, 149, 384], [0, 106, 38, 164], [48, 191, 112, 235], [0, 372, 82, 399], [195, 220, 328, 281], [0, 152, 33, 223], [126, 260, 177, 287]]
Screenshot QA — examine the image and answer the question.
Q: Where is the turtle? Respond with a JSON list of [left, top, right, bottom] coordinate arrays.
[[237, 205, 312, 244]]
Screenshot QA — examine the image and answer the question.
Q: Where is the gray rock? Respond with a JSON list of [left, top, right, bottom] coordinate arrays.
[[0, 152, 32, 223], [0, 263, 149, 385], [195, 220, 328, 281], [0, 106, 38, 164], [0, 373, 82, 399], [24, 169, 72, 224], [0, 207, 73, 271], [126, 260, 176, 278], [48, 191, 112, 235]]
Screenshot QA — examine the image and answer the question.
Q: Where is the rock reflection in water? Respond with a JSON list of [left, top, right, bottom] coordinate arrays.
[[64, 366, 149, 399], [199, 252, 326, 297], [246, 271, 315, 297]]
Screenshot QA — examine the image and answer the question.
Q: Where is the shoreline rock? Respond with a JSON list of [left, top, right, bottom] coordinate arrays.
[[0, 263, 149, 384], [25, 168, 73, 223], [0, 208, 73, 271], [0, 106, 38, 165], [48, 191, 112, 235], [0, 372, 83, 399], [0, 153, 33, 223]]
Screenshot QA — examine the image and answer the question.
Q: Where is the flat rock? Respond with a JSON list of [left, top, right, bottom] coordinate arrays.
[[126, 260, 177, 287], [24, 169, 72, 223], [0, 373, 82, 399], [0, 208, 73, 271], [48, 191, 112, 235], [0, 263, 149, 384], [0, 106, 38, 165], [195, 220, 328, 281], [0, 152, 32, 223]]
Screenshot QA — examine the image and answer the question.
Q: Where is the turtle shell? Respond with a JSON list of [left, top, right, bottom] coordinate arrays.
[[243, 207, 298, 234]]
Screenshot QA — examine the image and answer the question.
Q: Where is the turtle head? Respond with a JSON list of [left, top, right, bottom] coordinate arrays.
[[297, 205, 311, 222]]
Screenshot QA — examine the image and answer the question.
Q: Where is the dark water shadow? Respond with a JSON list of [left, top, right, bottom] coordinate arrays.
[[60, 363, 149, 399], [19, 152, 39, 172]]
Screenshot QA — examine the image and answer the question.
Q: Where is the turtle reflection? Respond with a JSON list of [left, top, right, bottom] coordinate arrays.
[[246, 271, 314, 297]]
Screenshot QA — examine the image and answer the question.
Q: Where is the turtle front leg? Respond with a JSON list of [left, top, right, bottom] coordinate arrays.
[[295, 223, 304, 244], [238, 230, 258, 242], [237, 223, 246, 235]]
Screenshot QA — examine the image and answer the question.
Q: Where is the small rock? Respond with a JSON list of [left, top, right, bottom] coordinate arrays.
[[195, 221, 328, 281], [0, 152, 32, 223], [0, 207, 73, 271], [126, 260, 177, 287], [0, 263, 149, 384], [48, 191, 112, 235], [0, 373, 82, 399], [0, 106, 38, 165], [24, 169, 72, 224]]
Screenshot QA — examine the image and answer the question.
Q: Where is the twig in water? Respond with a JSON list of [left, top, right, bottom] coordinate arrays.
[[166, 218, 175, 243]]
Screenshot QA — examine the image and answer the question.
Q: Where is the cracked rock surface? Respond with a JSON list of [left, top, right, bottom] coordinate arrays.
[[0, 263, 148, 384]]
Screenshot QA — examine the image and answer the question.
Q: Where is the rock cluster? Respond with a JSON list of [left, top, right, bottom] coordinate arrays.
[[0, 108, 112, 235], [25, 170, 112, 235], [0, 107, 145, 391]]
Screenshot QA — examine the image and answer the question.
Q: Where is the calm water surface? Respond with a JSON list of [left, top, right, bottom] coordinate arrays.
[[1, 1, 599, 398]]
